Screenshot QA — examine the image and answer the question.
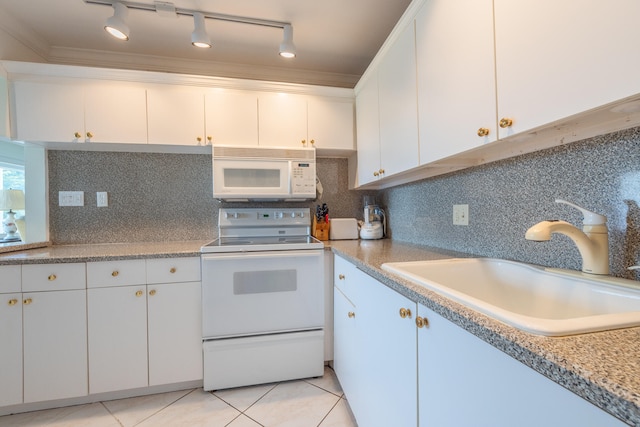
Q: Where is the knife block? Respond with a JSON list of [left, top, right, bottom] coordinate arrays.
[[312, 217, 330, 241]]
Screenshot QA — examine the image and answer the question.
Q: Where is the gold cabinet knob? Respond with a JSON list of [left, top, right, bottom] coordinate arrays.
[[477, 128, 490, 137], [8, 298, 18, 306], [499, 118, 513, 128], [399, 307, 412, 319], [416, 316, 429, 328], [301, 139, 306, 146], [379, 169, 385, 175], [23, 298, 32, 305], [86, 132, 94, 138], [149, 289, 157, 296], [196, 136, 202, 145], [48, 274, 57, 281], [111, 271, 119, 277], [207, 136, 212, 145], [373, 171, 379, 177], [338, 274, 345, 280], [135, 290, 143, 297], [74, 132, 82, 139], [310, 139, 315, 145], [348, 311, 355, 318], [169, 267, 177, 274]]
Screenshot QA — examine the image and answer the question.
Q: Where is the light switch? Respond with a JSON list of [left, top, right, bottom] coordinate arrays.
[[59, 191, 84, 207], [97, 192, 108, 207], [453, 204, 469, 226]]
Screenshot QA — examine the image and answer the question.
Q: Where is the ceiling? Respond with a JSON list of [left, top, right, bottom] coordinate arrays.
[[0, 0, 413, 88]]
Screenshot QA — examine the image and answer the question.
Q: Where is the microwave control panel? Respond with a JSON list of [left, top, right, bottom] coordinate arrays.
[[291, 161, 316, 195]]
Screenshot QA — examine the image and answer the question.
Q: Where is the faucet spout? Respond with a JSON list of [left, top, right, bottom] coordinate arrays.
[[526, 220, 609, 275]]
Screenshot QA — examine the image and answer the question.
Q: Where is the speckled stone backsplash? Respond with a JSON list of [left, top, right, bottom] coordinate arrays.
[[48, 152, 370, 245], [380, 126, 640, 279]]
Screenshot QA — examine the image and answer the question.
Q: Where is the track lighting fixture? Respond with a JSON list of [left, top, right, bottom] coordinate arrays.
[[191, 12, 211, 48], [279, 24, 296, 58], [91, 0, 295, 58], [104, 2, 130, 41]]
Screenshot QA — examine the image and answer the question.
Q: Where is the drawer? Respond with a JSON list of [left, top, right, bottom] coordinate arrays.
[[334, 255, 360, 300], [22, 263, 86, 292], [0, 265, 21, 293], [147, 257, 201, 284], [87, 259, 146, 288]]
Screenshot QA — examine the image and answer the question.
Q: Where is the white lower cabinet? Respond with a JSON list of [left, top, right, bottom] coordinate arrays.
[[0, 293, 22, 407], [333, 255, 627, 427], [23, 289, 88, 403]]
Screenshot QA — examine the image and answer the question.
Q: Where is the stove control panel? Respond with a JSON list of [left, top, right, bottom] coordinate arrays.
[[219, 208, 310, 227]]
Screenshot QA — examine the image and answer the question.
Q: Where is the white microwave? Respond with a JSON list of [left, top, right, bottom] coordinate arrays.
[[212, 145, 317, 202]]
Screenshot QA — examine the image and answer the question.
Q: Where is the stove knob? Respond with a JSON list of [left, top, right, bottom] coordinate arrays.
[[275, 212, 284, 219], [233, 212, 239, 219], [299, 212, 305, 218], [224, 212, 230, 219], [290, 212, 296, 218]]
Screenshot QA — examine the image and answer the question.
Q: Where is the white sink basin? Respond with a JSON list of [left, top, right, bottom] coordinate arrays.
[[381, 258, 640, 336]]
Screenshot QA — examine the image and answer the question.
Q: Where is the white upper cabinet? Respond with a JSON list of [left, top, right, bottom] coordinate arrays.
[[355, 71, 381, 186], [493, 0, 640, 139], [307, 97, 354, 151], [258, 92, 308, 148], [205, 89, 258, 146], [416, 0, 496, 164], [377, 22, 419, 178], [147, 85, 205, 146], [13, 80, 147, 144]]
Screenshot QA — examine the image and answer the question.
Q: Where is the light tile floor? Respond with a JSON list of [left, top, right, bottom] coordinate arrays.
[[0, 367, 357, 427]]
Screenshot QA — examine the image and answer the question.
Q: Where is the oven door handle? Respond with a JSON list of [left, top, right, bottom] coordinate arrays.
[[201, 250, 322, 261]]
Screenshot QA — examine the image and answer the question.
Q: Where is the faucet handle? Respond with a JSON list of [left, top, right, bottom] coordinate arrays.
[[555, 199, 607, 226]]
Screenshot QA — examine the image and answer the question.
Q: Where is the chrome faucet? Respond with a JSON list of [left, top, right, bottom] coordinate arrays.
[[525, 199, 609, 275]]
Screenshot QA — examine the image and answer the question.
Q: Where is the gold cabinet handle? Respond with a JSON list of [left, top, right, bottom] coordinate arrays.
[[169, 267, 177, 274], [74, 132, 82, 139], [48, 274, 57, 281], [310, 139, 315, 145], [149, 289, 156, 296], [499, 118, 513, 128], [207, 136, 212, 145], [416, 316, 429, 328], [399, 307, 412, 319], [348, 311, 355, 318], [379, 169, 385, 175], [196, 136, 202, 145], [112, 271, 119, 277], [86, 131, 94, 138], [135, 290, 143, 297], [23, 298, 32, 305], [477, 128, 490, 137], [8, 298, 18, 306], [301, 139, 306, 146], [338, 274, 345, 280], [373, 171, 380, 177]]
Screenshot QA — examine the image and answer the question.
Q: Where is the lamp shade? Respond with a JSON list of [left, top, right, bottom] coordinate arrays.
[[0, 189, 25, 211]]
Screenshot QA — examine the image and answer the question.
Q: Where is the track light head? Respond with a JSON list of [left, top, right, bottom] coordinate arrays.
[[191, 12, 211, 48], [279, 24, 296, 58], [104, 2, 130, 41]]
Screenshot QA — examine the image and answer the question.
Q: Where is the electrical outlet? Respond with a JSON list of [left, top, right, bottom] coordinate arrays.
[[97, 192, 109, 207], [59, 191, 84, 207], [453, 204, 469, 226]]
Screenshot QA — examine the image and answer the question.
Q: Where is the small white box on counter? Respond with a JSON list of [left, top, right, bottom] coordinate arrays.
[[329, 218, 359, 240]]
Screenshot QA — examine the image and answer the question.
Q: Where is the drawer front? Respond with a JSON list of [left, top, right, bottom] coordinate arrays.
[[147, 257, 201, 284], [0, 265, 21, 293], [22, 263, 86, 292], [87, 259, 147, 288], [334, 255, 359, 300]]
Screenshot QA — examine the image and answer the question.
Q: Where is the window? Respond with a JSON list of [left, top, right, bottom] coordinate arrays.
[[0, 141, 26, 241]]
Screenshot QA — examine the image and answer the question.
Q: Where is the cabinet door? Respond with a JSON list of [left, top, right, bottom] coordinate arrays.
[[147, 281, 202, 386], [87, 285, 148, 394], [147, 86, 205, 146], [205, 89, 258, 146], [307, 97, 354, 151], [494, 0, 640, 139], [84, 82, 147, 144], [0, 292, 22, 406], [357, 276, 417, 427], [355, 72, 381, 186], [417, 304, 626, 427], [416, 0, 496, 164], [258, 93, 307, 147], [23, 290, 87, 403], [12, 81, 84, 142], [378, 22, 419, 178]]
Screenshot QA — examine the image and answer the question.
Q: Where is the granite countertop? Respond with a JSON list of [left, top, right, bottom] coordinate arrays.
[[0, 240, 209, 264], [328, 239, 640, 426]]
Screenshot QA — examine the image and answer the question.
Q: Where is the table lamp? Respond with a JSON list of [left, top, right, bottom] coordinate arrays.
[[0, 189, 25, 242]]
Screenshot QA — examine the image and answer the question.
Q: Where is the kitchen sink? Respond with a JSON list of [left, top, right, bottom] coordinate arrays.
[[381, 258, 640, 336]]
